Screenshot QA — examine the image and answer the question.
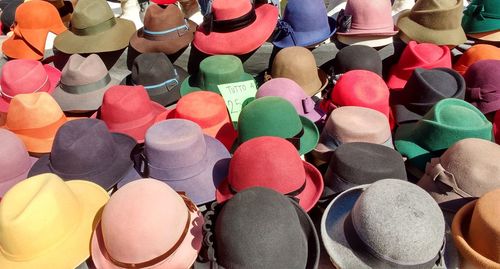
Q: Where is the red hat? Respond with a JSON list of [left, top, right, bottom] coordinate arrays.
[[387, 41, 451, 90], [0, 59, 61, 113], [150, 0, 177, 4], [216, 136, 324, 212]]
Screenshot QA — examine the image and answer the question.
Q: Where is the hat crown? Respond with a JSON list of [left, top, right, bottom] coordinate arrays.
[[198, 55, 245, 87], [332, 70, 389, 110], [211, 0, 252, 21], [132, 53, 176, 86], [0, 129, 32, 180], [1, 60, 49, 96], [101, 86, 156, 124], [403, 41, 450, 69], [408, 0, 463, 30], [257, 78, 311, 115], [464, 60, 500, 98], [61, 54, 108, 86], [71, 0, 114, 30], [334, 45, 383, 76], [344, 0, 394, 30], [453, 45, 500, 75], [15, 0, 63, 29], [282, 0, 331, 33], [5, 93, 65, 130], [143, 4, 186, 31], [404, 68, 465, 103], [175, 91, 228, 128], [431, 98, 487, 127]]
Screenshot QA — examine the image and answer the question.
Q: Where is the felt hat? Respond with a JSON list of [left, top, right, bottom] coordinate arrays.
[[272, 0, 336, 48], [333, 45, 383, 77], [321, 179, 446, 269], [396, 0, 467, 46], [390, 67, 466, 124], [0, 129, 37, 197], [394, 98, 493, 172], [199, 187, 319, 269], [464, 59, 500, 115], [91, 178, 203, 269], [0, 59, 61, 113], [54, 0, 135, 54], [118, 119, 231, 205], [269, 46, 328, 97], [0, 0, 22, 35], [166, 91, 237, 150], [256, 78, 325, 123], [495, 110, 500, 143], [216, 136, 324, 212], [418, 138, 500, 213], [462, 0, 500, 36], [94, 85, 169, 143], [29, 119, 140, 191], [237, 96, 319, 155], [150, 0, 176, 4], [452, 189, 500, 268], [193, 0, 278, 55], [387, 41, 452, 90], [180, 55, 254, 96], [0, 173, 109, 269], [0, 92, 75, 154], [453, 44, 500, 75], [51, 54, 117, 113]]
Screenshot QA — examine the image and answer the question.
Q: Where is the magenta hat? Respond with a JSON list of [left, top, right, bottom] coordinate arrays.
[[336, 0, 398, 36]]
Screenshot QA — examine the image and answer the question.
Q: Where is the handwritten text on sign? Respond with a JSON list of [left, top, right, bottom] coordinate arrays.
[[218, 80, 257, 128]]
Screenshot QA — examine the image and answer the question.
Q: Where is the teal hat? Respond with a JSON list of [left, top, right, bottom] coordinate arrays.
[[462, 0, 500, 34]]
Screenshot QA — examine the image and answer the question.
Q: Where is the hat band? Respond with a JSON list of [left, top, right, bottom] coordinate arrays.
[[424, 158, 473, 199], [137, 70, 179, 91], [60, 73, 111, 94], [71, 17, 116, 36], [228, 179, 307, 200], [202, 6, 257, 34], [336, 9, 352, 33], [286, 127, 304, 151], [275, 20, 298, 45], [143, 19, 190, 40], [0, 75, 50, 101]]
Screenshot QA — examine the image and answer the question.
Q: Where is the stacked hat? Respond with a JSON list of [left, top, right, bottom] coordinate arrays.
[[333, 45, 383, 77], [462, 0, 500, 41], [464, 60, 500, 115], [453, 44, 500, 75]]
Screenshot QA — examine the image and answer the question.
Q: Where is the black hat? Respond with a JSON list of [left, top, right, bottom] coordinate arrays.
[[0, 0, 22, 35], [333, 45, 383, 77]]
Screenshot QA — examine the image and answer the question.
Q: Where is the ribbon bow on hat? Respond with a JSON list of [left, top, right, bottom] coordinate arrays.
[[336, 9, 352, 33], [424, 158, 472, 198], [275, 20, 297, 45], [466, 86, 500, 103]]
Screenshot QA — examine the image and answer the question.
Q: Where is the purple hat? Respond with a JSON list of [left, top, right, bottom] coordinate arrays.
[[118, 119, 231, 205], [465, 60, 500, 115], [256, 78, 325, 123]]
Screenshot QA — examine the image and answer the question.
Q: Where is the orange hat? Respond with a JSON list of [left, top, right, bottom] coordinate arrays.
[[453, 44, 500, 75], [2, 0, 66, 60]]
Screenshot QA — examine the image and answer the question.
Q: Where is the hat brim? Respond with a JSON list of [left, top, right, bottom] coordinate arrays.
[[272, 16, 337, 48], [0, 179, 109, 269], [298, 115, 320, 155], [337, 34, 394, 48], [2, 35, 44, 60], [392, 103, 424, 124], [394, 122, 433, 171], [467, 30, 500, 42], [179, 72, 255, 96], [0, 156, 37, 197]]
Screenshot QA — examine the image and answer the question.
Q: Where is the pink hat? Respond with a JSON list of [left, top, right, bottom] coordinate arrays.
[[336, 0, 398, 37]]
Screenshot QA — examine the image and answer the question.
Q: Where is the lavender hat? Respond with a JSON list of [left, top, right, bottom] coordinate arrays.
[[118, 119, 231, 205], [256, 78, 325, 123]]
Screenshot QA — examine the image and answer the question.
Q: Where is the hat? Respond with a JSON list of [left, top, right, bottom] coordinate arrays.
[[2, 0, 66, 60], [237, 96, 319, 155], [269, 46, 328, 97], [391, 67, 466, 124], [0, 59, 61, 113], [91, 178, 203, 269], [464, 59, 500, 115], [94, 85, 169, 143], [0, 0, 22, 35], [150, 0, 176, 4], [123, 52, 188, 106], [462, 0, 500, 36], [166, 91, 237, 150], [118, 119, 230, 205], [272, 0, 336, 48], [395, 98, 493, 172], [0, 92, 75, 154], [51, 54, 117, 113], [29, 118, 140, 191], [387, 41, 452, 90], [180, 55, 254, 96], [193, 0, 278, 55], [495, 110, 500, 143], [0, 129, 37, 197], [216, 136, 323, 212], [321, 179, 446, 268], [256, 78, 325, 123], [54, 0, 135, 54], [453, 44, 500, 75], [333, 45, 383, 77], [0, 173, 109, 269], [452, 189, 500, 268], [46, 0, 74, 26]]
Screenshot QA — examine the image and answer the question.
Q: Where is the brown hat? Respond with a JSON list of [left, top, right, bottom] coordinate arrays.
[[417, 138, 500, 213], [452, 188, 500, 268]]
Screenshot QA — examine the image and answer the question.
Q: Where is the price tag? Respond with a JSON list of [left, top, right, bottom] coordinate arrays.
[[218, 80, 257, 128]]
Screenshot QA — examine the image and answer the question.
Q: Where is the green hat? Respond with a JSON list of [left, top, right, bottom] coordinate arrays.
[[180, 55, 254, 96], [462, 0, 500, 34], [236, 96, 319, 155], [395, 98, 493, 172]]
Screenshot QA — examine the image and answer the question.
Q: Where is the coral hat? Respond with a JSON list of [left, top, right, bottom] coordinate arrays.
[[453, 44, 500, 75]]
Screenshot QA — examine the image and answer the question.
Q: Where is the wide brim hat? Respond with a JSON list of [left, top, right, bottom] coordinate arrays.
[[0, 156, 37, 197], [273, 16, 337, 48], [0, 179, 109, 269], [2, 25, 67, 60], [179, 72, 254, 96]]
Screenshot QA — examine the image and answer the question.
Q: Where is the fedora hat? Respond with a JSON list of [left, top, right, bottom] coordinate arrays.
[[272, 0, 336, 48], [321, 179, 446, 268], [395, 98, 493, 172], [237, 96, 319, 155], [418, 138, 500, 214], [333, 45, 383, 77], [54, 0, 135, 54], [180, 55, 254, 96], [118, 119, 230, 205], [387, 41, 452, 90], [123, 52, 188, 106], [216, 136, 323, 212], [52, 54, 117, 113], [166, 91, 237, 150], [0, 129, 36, 197], [91, 178, 203, 269], [452, 189, 500, 268], [0, 59, 61, 113], [28, 119, 140, 191], [0, 0, 22, 35], [268, 46, 328, 97], [465, 59, 500, 115], [94, 85, 169, 143], [390, 67, 466, 125], [192, 0, 278, 55], [198, 187, 319, 269], [0, 92, 75, 154], [462, 0, 500, 37], [0, 173, 109, 269], [453, 44, 500, 75], [256, 78, 325, 123]]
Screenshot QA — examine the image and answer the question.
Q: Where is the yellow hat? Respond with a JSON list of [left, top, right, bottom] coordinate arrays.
[[0, 173, 109, 268]]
